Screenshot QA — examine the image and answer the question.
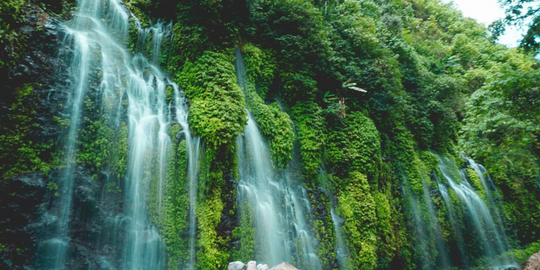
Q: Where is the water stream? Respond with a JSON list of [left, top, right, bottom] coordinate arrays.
[[38, 0, 197, 269], [234, 50, 321, 269], [437, 155, 516, 268]]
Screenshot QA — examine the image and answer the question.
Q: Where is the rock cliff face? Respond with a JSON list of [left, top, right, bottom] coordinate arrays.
[[0, 4, 123, 269], [524, 251, 540, 270], [0, 4, 66, 269]]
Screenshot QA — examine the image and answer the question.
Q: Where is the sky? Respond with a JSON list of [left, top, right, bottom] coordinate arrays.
[[444, 0, 526, 47]]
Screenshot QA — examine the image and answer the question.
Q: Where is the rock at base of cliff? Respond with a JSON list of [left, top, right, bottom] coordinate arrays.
[[270, 262, 299, 270], [228, 261, 246, 270], [524, 251, 540, 270]]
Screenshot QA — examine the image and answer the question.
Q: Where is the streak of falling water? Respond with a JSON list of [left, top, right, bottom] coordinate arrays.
[[39, 0, 192, 269], [235, 49, 321, 269], [435, 177, 469, 267], [174, 85, 201, 270], [36, 0, 107, 268], [402, 176, 449, 270], [438, 156, 516, 268], [330, 208, 349, 269], [466, 157, 515, 263]]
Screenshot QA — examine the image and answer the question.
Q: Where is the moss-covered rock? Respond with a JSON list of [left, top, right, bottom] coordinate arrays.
[[337, 172, 378, 270], [291, 101, 325, 180], [178, 50, 246, 149], [326, 111, 381, 182]]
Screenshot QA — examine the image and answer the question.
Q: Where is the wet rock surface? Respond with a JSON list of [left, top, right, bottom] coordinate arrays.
[[0, 3, 126, 269]]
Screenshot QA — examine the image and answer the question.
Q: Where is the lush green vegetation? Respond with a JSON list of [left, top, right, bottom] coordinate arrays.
[[0, 0, 539, 269]]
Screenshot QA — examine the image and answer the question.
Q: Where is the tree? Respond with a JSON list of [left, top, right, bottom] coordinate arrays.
[[493, 0, 540, 53]]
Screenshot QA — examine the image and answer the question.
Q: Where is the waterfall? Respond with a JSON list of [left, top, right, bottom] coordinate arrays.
[[234, 50, 320, 269], [435, 177, 469, 267], [38, 0, 197, 269], [437, 155, 516, 268], [402, 177, 450, 270], [174, 85, 201, 270], [330, 207, 349, 269]]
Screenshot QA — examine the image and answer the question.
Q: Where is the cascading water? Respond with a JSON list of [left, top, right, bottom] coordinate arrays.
[[37, 0, 112, 268], [435, 177, 469, 267], [173, 85, 201, 270], [402, 153, 518, 270], [330, 208, 349, 269], [437, 155, 516, 268], [234, 50, 320, 269], [402, 177, 450, 270], [38, 0, 198, 269]]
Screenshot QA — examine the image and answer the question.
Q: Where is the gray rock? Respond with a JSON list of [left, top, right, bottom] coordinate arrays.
[[257, 263, 270, 270], [228, 261, 246, 270], [247, 261, 257, 270], [523, 250, 540, 270], [270, 262, 299, 270]]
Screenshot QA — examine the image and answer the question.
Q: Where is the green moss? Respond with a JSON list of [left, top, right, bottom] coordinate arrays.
[[195, 145, 235, 269], [465, 167, 487, 202], [326, 112, 381, 183], [104, 182, 121, 194], [46, 181, 59, 197], [242, 44, 277, 100], [178, 51, 246, 149], [505, 241, 540, 265], [373, 191, 396, 267], [144, 134, 191, 269], [420, 151, 439, 173], [309, 187, 337, 267], [0, 0, 26, 68], [0, 84, 52, 179], [337, 172, 378, 270], [291, 101, 325, 180], [111, 123, 129, 179], [196, 192, 229, 269], [162, 139, 190, 269], [78, 113, 114, 178], [231, 200, 255, 262]]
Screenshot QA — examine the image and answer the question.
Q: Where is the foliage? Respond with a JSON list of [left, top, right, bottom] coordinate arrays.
[[195, 145, 236, 270], [2, 0, 540, 269], [0, 0, 25, 68], [291, 101, 325, 180], [0, 84, 52, 179], [495, 0, 540, 53], [506, 240, 540, 264], [326, 112, 381, 182], [465, 168, 488, 202], [178, 51, 247, 149], [196, 192, 229, 269], [231, 200, 255, 262], [242, 44, 277, 100], [337, 172, 378, 270], [78, 114, 113, 178], [460, 61, 540, 244], [163, 139, 190, 269]]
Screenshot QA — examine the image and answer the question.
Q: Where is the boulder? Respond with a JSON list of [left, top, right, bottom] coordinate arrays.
[[523, 251, 540, 270], [228, 261, 246, 270], [247, 261, 257, 270], [257, 263, 270, 270], [270, 262, 299, 270]]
